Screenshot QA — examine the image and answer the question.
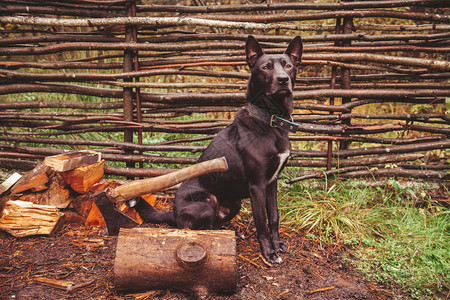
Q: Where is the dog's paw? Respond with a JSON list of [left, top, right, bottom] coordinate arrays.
[[262, 251, 283, 265], [266, 253, 283, 265], [272, 255, 283, 264], [235, 230, 245, 240], [276, 241, 287, 253]]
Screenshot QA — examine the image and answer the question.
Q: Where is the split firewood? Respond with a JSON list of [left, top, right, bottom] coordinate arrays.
[[62, 160, 105, 194], [0, 172, 22, 196], [0, 200, 64, 237], [70, 194, 94, 221], [11, 162, 54, 194], [19, 173, 73, 209], [0, 195, 19, 214], [62, 210, 86, 225], [44, 150, 101, 172], [85, 202, 106, 227]]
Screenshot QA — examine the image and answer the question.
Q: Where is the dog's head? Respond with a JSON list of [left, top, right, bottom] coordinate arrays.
[[245, 35, 303, 116]]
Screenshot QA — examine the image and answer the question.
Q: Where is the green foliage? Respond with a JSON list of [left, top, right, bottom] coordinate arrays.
[[351, 205, 449, 299], [278, 180, 449, 299], [279, 180, 383, 242]]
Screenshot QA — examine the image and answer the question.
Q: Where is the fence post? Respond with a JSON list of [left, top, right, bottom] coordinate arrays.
[[326, 17, 342, 183], [131, 2, 144, 170], [123, 0, 137, 173], [339, 0, 354, 150]]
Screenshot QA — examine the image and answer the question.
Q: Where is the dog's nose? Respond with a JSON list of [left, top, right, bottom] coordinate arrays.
[[277, 75, 289, 84]]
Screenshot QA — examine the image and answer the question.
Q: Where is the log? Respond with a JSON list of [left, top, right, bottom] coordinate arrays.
[[114, 228, 237, 298], [0, 200, 64, 237], [11, 162, 54, 194], [62, 160, 105, 194], [44, 150, 101, 172]]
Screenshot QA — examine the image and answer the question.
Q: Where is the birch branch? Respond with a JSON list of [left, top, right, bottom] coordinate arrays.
[[2, 10, 448, 31], [136, 1, 446, 13], [0, 16, 302, 30]]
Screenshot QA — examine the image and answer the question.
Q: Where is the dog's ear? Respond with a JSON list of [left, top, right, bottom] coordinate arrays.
[[285, 36, 303, 66], [246, 35, 264, 69]]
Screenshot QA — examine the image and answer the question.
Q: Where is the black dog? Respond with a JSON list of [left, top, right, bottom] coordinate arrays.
[[131, 35, 303, 264]]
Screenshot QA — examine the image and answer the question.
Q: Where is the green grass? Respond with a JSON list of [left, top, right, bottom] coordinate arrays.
[[278, 178, 449, 299]]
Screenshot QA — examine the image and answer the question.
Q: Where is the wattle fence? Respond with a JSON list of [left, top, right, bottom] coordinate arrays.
[[0, 0, 449, 182]]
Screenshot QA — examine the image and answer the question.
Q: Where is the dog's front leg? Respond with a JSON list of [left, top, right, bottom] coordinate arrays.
[[266, 180, 287, 255], [249, 184, 282, 264]]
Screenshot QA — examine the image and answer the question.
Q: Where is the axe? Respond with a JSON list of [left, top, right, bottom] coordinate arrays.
[[92, 157, 228, 235]]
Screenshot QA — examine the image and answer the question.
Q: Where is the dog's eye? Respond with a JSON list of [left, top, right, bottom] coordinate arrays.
[[285, 64, 292, 69], [262, 65, 269, 70]]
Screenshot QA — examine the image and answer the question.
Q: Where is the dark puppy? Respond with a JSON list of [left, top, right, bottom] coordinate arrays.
[[132, 36, 303, 264]]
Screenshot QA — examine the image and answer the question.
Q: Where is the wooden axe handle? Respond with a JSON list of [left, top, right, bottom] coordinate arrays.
[[108, 157, 228, 202]]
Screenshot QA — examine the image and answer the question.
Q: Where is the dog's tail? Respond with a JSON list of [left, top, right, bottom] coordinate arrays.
[[127, 197, 177, 227]]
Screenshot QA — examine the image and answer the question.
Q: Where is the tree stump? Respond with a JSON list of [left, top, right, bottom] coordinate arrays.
[[114, 228, 237, 298]]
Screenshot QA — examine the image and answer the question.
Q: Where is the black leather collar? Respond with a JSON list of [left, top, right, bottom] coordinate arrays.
[[247, 103, 299, 133]]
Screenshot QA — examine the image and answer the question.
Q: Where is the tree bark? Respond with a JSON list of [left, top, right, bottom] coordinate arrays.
[[114, 228, 237, 298]]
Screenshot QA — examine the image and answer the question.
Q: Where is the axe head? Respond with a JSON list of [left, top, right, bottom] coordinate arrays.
[[92, 190, 138, 236]]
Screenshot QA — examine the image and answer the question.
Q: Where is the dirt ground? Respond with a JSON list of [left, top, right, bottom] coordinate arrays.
[[0, 217, 410, 300]]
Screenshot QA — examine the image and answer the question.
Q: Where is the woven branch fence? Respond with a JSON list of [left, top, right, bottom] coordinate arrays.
[[0, 0, 449, 182]]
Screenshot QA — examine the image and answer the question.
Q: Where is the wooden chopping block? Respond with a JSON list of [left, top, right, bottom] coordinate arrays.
[[114, 228, 237, 299]]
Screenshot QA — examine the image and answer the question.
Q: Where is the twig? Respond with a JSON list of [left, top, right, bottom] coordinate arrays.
[[237, 254, 264, 269]]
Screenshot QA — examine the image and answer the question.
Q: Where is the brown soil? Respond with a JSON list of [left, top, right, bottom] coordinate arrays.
[[0, 219, 409, 300]]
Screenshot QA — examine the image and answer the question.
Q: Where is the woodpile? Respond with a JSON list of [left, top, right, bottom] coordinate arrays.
[[0, 151, 127, 237], [0, 152, 229, 238]]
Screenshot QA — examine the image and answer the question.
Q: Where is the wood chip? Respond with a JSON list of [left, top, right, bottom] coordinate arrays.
[[34, 276, 74, 290], [307, 285, 336, 294]]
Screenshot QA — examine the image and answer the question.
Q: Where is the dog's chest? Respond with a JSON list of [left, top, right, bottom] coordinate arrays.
[[269, 150, 290, 183]]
